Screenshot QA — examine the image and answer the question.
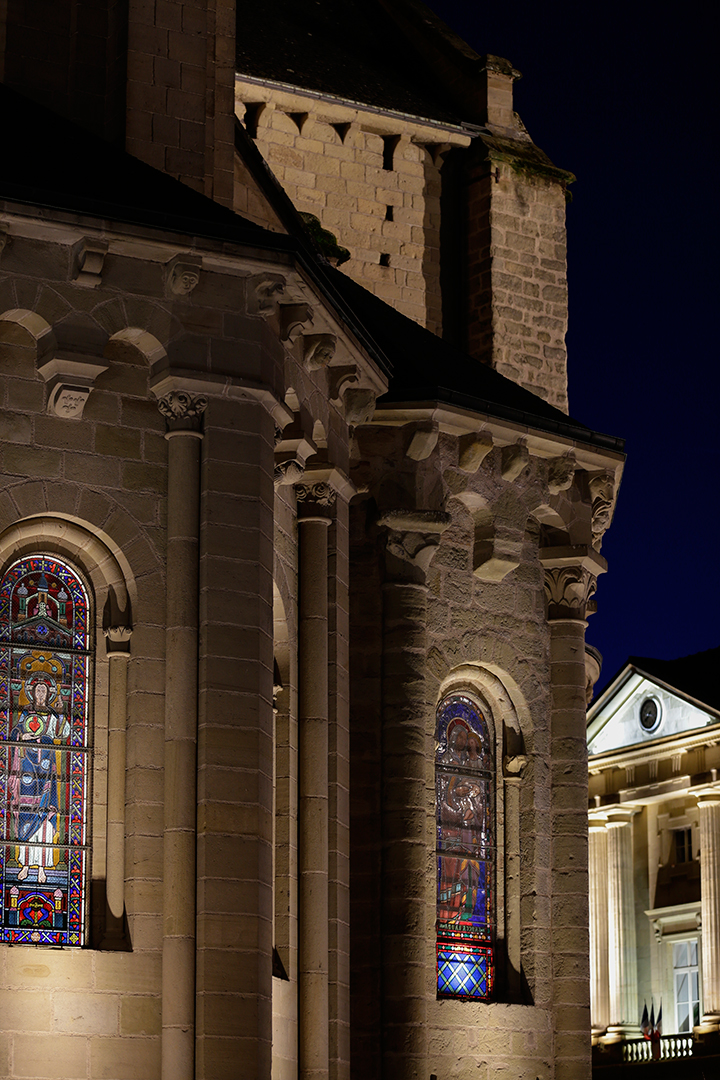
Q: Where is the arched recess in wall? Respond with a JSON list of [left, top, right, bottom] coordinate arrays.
[[436, 663, 529, 1003], [0, 516, 135, 946]]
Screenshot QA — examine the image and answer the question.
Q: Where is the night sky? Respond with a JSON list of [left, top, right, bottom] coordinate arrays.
[[427, 0, 720, 694]]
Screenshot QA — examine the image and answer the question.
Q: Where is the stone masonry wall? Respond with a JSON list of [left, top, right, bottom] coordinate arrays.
[[467, 158, 570, 413], [235, 86, 470, 334]]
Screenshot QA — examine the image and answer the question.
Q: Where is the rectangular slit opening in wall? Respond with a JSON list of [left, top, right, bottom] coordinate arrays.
[[385, 205, 394, 221], [379, 253, 390, 267], [382, 135, 400, 171]]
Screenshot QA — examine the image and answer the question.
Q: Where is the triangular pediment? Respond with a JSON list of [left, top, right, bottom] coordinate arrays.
[[587, 664, 720, 757]]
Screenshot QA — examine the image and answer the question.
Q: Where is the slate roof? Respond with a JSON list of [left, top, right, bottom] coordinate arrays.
[[235, 0, 463, 125], [627, 647, 720, 714], [0, 83, 287, 250]]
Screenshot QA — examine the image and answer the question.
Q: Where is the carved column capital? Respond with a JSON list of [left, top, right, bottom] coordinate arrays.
[[104, 624, 132, 658], [157, 389, 208, 435], [295, 480, 337, 521], [541, 545, 607, 621]]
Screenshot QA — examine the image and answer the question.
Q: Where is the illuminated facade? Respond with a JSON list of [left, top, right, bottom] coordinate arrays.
[[0, 2, 624, 1078], [588, 648, 720, 1065]]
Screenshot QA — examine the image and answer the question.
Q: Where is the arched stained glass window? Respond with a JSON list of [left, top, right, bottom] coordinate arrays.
[[0, 555, 91, 946], [435, 693, 494, 999]]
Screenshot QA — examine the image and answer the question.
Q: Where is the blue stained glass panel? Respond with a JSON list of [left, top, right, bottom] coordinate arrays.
[[0, 556, 91, 947], [435, 693, 494, 999]]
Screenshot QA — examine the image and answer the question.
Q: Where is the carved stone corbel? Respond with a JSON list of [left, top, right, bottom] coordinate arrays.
[[501, 441, 529, 481], [328, 365, 359, 404], [541, 545, 607, 621], [343, 386, 376, 426], [157, 389, 208, 434], [588, 472, 615, 550], [166, 255, 201, 298], [473, 525, 521, 582], [303, 333, 336, 371], [378, 509, 451, 581], [406, 422, 438, 461], [280, 303, 313, 343], [38, 353, 108, 419], [74, 238, 108, 288], [248, 272, 286, 316], [458, 432, 493, 473], [547, 453, 576, 494]]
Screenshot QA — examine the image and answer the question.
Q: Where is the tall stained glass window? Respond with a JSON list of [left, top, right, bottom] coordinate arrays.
[[435, 693, 493, 999], [0, 555, 91, 946]]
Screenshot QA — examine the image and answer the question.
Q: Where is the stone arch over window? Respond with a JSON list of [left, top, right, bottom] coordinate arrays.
[[436, 664, 529, 1002], [0, 518, 134, 947]]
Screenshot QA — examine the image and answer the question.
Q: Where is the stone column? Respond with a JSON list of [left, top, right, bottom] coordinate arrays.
[[295, 478, 335, 1080], [605, 810, 640, 1038], [588, 814, 610, 1035], [697, 793, 720, 1029], [542, 547, 606, 1080], [379, 510, 448, 1080], [195, 395, 278, 1080], [105, 625, 132, 932], [157, 390, 207, 1080]]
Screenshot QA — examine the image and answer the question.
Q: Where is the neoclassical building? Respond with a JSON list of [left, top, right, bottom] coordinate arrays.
[[588, 647, 720, 1067], [0, 2, 623, 1079]]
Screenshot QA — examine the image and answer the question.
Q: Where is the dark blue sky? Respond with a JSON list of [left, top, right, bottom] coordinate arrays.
[[427, 0, 720, 693]]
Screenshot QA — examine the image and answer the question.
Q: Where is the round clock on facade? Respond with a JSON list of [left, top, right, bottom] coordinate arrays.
[[639, 697, 661, 732]]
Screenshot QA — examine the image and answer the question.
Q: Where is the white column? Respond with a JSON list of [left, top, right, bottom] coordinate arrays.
[[588, 815, 610, 1035], [605, 810, 640, 1039], [697, 793, 720, 1029]]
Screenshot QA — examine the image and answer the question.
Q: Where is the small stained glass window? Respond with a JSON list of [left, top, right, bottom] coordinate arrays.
[[0, 555, 92, 946], [435, 693, 494, 1000]]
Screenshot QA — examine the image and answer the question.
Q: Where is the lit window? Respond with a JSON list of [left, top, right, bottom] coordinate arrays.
[[435, 693, 494, 999], [674, 827, 693, 864], [0, 555, 91, 946], [673, 940, 700, 1032]]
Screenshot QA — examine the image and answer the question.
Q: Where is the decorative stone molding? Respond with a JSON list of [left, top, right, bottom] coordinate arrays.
[[74, 238, 108, 287], [37, 353, 108, 419], [247, 272, 286, 316], [279, 302, 313, 343], [157, 389, 208, 434], [548, 454, 576, 494], [588, 471, 615, 549], [541, 546, 607, 621], [166, 256, 201, 298], [295, 481, 337, 508], [501, 441, 529, 481], [303, 333, 336, 371], [274, 420, 317, 487], [104, 624, 132, 658], [275, 459, 305, 487]]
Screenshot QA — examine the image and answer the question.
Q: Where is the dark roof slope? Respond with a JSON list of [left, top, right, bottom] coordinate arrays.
[[628, 647, 720, 713], [0, 83, 290, 250], [328, 268, 623, 450], [235, 0, 462, 125]]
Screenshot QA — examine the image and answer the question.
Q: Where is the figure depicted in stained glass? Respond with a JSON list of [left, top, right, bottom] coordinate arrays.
[[9, 668, 70, 883], [435, 694, 494, 999], [0, 555, 90, 946]]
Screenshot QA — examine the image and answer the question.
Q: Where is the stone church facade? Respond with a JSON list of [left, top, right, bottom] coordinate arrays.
[[0, 3, 623, 1079]]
